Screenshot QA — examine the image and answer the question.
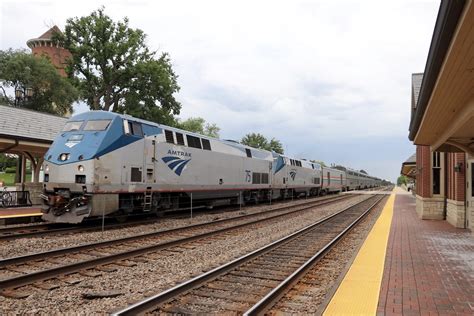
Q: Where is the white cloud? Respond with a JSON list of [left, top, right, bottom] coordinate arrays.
[[0, 0, 440, 181]]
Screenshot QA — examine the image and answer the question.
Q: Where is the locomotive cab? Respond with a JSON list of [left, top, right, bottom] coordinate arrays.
[[41, 111, 134, 223]]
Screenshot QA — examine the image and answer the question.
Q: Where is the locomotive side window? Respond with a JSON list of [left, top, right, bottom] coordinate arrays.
[[62, 121, 83, 132], [164, 130, 174, 144], [314, 177, 320, 184], [261, 173, 269, 184], [131, 167, 142, 182], [252, 172, 261, 184], [84, 119, 111, 131], [176, 132, 185, 145], [187, 135, 202, 149], [245, 148, 252, 158], [127, 121, 143, 137], [202, 139, 212, 151]]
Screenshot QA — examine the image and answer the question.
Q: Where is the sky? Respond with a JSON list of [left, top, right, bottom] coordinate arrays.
[[0, 0, 441, 182]]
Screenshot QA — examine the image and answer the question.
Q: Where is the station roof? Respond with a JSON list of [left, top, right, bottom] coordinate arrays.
[[400, 153, 416, 179], [0, 104, 67, 155], [408, 0, 474, 154]]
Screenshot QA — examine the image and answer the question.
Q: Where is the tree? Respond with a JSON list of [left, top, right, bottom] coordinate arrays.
[[311, 160, 327, 167], [55, 7, 181, 123], [397, 175, 407, 186], [0, 49, 78, 116], [241, 133, 284, 154], [177, 117, 220, 138]]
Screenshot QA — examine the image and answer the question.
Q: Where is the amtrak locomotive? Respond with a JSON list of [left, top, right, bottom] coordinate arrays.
[[41, 111, 382, 223]]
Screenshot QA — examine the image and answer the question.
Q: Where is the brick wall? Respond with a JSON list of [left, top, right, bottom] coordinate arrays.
[[32, 44, 71, 77], [447, 152, 466, 201], [416, 145, 431, 198]]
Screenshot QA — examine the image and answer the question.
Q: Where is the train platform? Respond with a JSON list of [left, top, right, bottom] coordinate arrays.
[[323, 187, 474, 315], [0, 206, 43, 225]]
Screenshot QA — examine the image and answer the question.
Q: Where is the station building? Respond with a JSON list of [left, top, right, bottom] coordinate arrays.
[[408, 0, 473, 232]]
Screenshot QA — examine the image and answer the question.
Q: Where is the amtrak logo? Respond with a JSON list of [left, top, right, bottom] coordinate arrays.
[[162, 156, 191, 176], [290, 170, 296, 180]]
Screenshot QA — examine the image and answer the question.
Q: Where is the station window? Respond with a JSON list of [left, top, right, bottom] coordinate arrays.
[[176, 132, 185, 146], [187, 135, 202, 149], [202, 139, 212, 151], [432, 152, 441, 195], [164, 130, 174, 144], [245, 148, 252, 158]]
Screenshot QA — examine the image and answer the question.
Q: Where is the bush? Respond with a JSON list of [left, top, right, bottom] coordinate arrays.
[[5, 167, 16, 173]]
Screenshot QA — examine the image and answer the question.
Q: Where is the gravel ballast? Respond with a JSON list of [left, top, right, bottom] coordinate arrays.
[[0, 194, 372, 314]]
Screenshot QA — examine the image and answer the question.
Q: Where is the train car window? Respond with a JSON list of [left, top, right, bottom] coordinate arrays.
[[187, 135, 202, 149], [252, 172, 261, 184], [131, 167, 142, 182], [261, 173, 269, 184], [175, 132, 185, 145], [127, 121, 143, 137], [164, 130, 174, 144], [62, 121, 83, 132], [84, 119, 112, 131], [202, 139, 212, 151], [245, 148, 252, 158]]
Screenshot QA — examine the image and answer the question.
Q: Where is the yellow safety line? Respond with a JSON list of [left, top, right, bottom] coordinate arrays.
[[0, 213, 42, 219], [323, 192, 395, 315]]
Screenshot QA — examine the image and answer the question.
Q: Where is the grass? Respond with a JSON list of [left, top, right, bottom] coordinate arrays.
[[0, 172, 32, 186]]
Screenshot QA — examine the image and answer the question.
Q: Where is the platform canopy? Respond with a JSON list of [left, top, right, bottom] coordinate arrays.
[[0, 104, 67, 156], [400, 153, 416, 179], [409, 0, 474, 155]]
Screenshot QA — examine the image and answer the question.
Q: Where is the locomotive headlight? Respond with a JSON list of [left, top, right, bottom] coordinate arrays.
[[45, 164, 49, 172], [78, 165, 84, 172], [59, 153, 69, 161]]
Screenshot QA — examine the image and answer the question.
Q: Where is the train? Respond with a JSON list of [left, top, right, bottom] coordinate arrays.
[[40, 111, 385, 223]]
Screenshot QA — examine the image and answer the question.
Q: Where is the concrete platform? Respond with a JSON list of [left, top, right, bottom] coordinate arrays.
[[0, 206, 42, 225], [324, 189, 474, 315]]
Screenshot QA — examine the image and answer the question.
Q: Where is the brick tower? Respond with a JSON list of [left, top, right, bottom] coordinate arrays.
[[26, 25, 71, 77]]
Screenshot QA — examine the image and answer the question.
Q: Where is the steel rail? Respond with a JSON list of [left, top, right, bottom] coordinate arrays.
[[111, 195, 383, 315], [0, 194, 345, 241], [0, 194, 359, 290], [244, 195, 385, 315]]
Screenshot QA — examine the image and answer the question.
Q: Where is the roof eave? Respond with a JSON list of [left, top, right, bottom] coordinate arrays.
[[408, 0, 466, 142]]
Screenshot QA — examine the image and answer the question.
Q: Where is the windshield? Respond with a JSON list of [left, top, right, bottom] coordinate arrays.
[[62, 121, 83, 132], [83, 119, 112, 131]]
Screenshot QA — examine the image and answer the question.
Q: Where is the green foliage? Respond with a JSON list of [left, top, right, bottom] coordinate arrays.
[[311, 160, 327, 167], [55, 7, 181, 123], [0, 49, 78, 116], [241, 133, 284, 154], [176, 117, 220, 138], [4, 167, 16, 173], [397, 175, 407, 186]]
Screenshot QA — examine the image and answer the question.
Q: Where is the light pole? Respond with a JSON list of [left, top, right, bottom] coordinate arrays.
[[14, 86, 33, 107]]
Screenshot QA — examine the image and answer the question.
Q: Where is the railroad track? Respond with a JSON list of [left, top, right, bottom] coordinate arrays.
[[111, 194, 385, 315], [0, 193, 360, 298], [0, 193, 345, 241]]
